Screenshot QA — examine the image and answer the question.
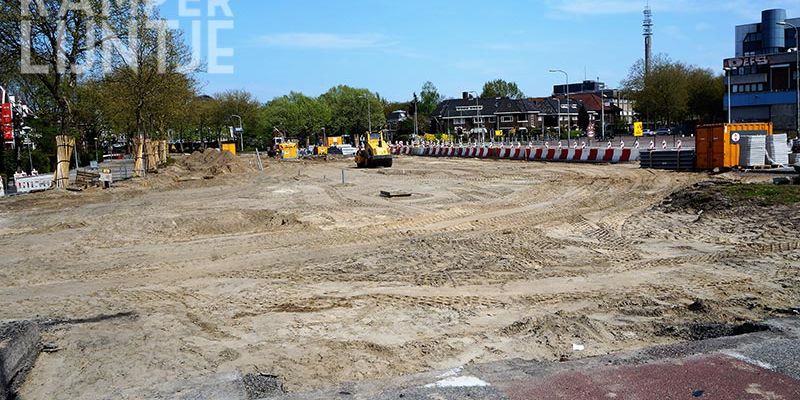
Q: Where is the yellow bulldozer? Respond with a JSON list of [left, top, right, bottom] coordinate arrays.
[[355, 131, 393, 168]]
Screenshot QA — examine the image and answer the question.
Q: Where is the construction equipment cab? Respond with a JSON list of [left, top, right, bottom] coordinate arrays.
[[355, 131, 393, 168]]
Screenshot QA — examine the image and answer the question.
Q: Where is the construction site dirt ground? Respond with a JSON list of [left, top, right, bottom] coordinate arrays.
[[1, 156, 799, 398]]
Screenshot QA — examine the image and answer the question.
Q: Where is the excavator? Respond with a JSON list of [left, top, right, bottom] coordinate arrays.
[[355, 131, 393, 168]]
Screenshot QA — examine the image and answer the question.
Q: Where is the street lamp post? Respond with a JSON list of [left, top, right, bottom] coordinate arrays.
[[550, 69, 570, 142], [778, 21, 800, 136], [598, 78, 606, 141], [468, 91, 482, 143], [724, 67, 733, 123], [413, 92, 419, 140], [554, 97, 562, 141], [231, 114, 243, 151]]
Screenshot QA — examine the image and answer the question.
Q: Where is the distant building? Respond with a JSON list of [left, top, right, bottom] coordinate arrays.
[[725, 9, 800, 132], [387, 110, 409, 124], [553, 80, 635, 126], [386, 110, 409, 136], [432, 95, 540, 141]]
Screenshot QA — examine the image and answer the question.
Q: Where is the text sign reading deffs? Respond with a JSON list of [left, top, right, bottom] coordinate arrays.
[[724, 56, 770, 69]]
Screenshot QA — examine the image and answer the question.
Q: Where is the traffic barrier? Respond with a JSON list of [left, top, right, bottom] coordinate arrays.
[[391, 145, 640, 163], [15, 174, 55, 194]]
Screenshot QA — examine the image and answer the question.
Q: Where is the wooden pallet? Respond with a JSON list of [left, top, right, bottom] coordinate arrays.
[[75, 170, 101, 187]]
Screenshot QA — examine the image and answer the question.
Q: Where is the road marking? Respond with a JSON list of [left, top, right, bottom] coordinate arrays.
[[722, 351, 776, 370], [425, 376, 490, 388]]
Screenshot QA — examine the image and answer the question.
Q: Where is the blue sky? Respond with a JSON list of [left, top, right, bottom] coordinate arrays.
[[159, 0, 800, 102]]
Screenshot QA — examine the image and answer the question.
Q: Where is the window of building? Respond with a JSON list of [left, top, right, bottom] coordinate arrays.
[[454, 118, 465, 125], [473, 117, 484, 123], [771, 66, 791, 91], [518, 115, 528, 122], [500, 116, 513, 123]]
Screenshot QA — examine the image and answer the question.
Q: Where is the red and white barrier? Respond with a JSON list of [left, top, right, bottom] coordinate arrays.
[[390, 144, 640, 164]]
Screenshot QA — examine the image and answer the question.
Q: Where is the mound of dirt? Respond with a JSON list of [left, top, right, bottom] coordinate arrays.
[[129, 209, 304, 241], [661, 180, 800, 213], [659, 181, 734, 213], [179, 149, 253, 176]]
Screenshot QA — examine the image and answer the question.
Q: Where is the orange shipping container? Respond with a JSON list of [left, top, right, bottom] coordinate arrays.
[[695, 123, 772, 170]]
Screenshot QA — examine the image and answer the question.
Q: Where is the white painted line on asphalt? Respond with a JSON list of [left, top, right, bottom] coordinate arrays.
[[722, 351, 776, 371], [435, 366, 464, 379], [425, 376, 491, 388]]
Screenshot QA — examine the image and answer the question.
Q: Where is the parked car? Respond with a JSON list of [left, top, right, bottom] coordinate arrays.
[[655, 128, 672, 136], [643, 129, 656, 136]]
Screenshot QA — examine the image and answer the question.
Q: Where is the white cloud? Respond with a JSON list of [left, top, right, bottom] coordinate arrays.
[[257, 33, 390, 49]]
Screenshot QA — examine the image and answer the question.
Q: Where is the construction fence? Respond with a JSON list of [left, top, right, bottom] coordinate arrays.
[[391, 144, 640, 164]]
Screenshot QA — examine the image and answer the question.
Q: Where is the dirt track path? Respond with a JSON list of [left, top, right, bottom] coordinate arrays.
[[1, 157, 798, 398]]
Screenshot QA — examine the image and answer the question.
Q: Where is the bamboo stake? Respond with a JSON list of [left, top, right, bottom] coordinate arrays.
[[161, 140, 168, 164], [146, 140, 157, 172], [133, 136, 145, 177], [53, 135, 75, 189]]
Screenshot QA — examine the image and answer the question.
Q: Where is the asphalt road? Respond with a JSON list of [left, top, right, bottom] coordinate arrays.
[[265, 317, 800, 399]]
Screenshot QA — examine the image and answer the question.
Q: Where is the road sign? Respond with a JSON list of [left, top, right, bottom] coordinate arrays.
[[495, 130, 503, 137], [634, 122, 644, 137], [731, 132, 741, 144], [587, 124, 596, 139], [1, 103, 12, 124]]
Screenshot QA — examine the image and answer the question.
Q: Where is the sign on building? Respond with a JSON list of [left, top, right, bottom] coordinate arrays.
[[724, 56, 770, 69]]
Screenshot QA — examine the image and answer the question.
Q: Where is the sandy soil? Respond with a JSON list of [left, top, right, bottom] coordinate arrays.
[[1, 156, 798, 398]]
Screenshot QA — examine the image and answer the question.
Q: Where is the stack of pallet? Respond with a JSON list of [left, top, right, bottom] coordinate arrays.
[[766, 134, 790, 166], [739, 135, 767, 167]]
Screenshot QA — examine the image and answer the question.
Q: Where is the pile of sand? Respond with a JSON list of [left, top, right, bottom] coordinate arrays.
[[178, 149, 252, 176]]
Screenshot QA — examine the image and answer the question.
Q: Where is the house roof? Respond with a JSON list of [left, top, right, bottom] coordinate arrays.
[[433, 97, 542, 118]]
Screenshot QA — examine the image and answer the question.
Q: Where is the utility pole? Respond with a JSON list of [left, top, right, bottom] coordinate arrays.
[[724, 67, 733, 123], [360, 94, 372, 133], [468, 91, 482, 143], [550, 69, 570, 142], [778, 21, 799, 136], [598, 78, 606, 141], [555, 97, 562, 141], [413, 92, 419, 139]]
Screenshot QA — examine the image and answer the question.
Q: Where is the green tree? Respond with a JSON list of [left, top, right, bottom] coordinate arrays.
[[0, 0, 135, 135], [622, 54, 722, 126], [209, 90, 266, 148], [481, 79, 525, 99], [97, 5, 197, 146], [419, 81, 443, 115], [319, 85, 385, 136], [262, 92, 331, 144], [687, 69, 725, 123]]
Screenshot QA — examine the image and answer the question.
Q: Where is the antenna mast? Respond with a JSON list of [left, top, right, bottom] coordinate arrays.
[[643, 3, 653, 76]]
